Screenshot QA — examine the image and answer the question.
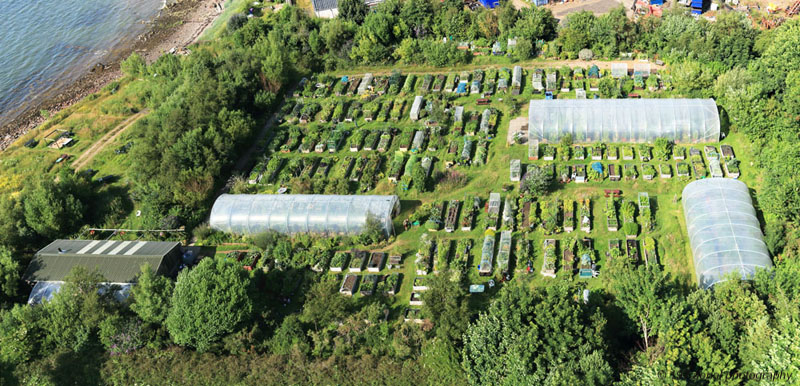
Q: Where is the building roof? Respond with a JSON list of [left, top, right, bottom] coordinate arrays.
[[312, 0, 338, 11], [24, 239, 181, 283]]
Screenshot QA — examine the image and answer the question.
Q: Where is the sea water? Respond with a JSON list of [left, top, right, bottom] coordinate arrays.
[[0, 0, 163, 128]]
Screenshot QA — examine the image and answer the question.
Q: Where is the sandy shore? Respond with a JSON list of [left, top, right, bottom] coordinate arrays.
[[0, 0, 225, 151]]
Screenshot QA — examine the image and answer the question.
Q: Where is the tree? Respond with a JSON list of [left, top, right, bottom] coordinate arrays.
[[166, 257, 254, 352], [462, 282, 612, 384], [41, 266, 114, 353], [609, 263, 669, 349], [22, 177, 85, 240], [598, 76, 620, 98], [130, 263, 174, 325], [520, 165, 553, 196], [339, 0, 368, 25], [0, 304, 45, 365], [421, 273, 470, 342], [0, 246, 20, 304]]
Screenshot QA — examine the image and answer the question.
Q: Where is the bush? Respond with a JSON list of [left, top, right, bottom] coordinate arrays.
[[578, 48, 593, 60]]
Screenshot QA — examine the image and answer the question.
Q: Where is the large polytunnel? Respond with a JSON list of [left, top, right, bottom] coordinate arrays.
[[682, 179, 772, 289], [528, 98, 720, 143], [209, 194, 400, 236]]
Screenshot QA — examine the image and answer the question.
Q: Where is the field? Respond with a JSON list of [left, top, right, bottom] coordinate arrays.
[[234, 65, 757, 316]]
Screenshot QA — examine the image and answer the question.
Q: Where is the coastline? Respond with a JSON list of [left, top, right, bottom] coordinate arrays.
[[0, 0, 225, 151]]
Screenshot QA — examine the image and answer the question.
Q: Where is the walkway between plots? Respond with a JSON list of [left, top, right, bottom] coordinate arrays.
[[71, 109, 149, 172]]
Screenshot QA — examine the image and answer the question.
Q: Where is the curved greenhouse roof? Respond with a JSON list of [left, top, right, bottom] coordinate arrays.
[[209, 194, 400, 236], [528, 98, 720, 143], [682, 179, 772, 289]]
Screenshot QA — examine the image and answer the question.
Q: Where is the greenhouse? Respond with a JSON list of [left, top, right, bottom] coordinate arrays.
[[528, 99, 720, 144], [682, 179, 772, 289], [209, 194, 400, 236], [410, 96, 423, 120]]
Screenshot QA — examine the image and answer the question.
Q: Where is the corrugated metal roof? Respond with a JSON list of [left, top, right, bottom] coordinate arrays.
[[312, 0, 338, 11], [24, 239, 181, 283]]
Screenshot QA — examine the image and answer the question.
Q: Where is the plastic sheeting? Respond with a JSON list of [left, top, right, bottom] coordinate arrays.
[[209, 194, 399, 236], [682, 179, 772, 289], [528, 98, 720, 144]]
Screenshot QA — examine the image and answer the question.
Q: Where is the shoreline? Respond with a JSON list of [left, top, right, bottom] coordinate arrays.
[[0, 0, 226, 151]]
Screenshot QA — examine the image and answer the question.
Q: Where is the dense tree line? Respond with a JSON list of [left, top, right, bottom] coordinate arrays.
[[2, 2, 800, 384]]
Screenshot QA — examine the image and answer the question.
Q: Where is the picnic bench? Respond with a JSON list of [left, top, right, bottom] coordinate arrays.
[[604, 189, 622, 197]]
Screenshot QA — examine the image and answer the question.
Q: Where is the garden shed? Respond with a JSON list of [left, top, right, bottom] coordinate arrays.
[[209, 194, 400, 236], [357, 73, 373, 94], [410, 96, 424, 121], [611, 63, 628, 78], [528, 99, 720, 144], [479, 230, 496, 275], [682, 179, 772, 289], [511, 66, 522, 95]]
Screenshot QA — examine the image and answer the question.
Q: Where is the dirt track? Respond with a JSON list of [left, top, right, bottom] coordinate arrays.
[[70, 109, 148, 171]]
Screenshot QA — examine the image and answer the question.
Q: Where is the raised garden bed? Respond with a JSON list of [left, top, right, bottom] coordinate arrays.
[[350, 250, 368, 272], [676, 161, 690, 178], [412, 276, 429, 291], [543, 144, 556, 161], [643, 237, 657, 266], [563, 199, 575, 232], [388, 153, 405, 183], [435, 239, 451, 272], [574, 145, 585, 160], [377, 132, 392, 152], [409, 292, 424, 306], [673, 146, 686, 160], [725, 159, 740, 178], [641, 164, 656, 180], [340, 274, 360, 296], [379, 273, 400, 295], [721, 145, 735, 160], [387, 255, 402, 269], [426, 201, 445, 231], [607, 239, 622, 260], [591, 146, 602, 160], [445, 200, 461, 232], [496, 231, 512, 275], [330, 251, 350, 272], [606, 199, 619, 232], [623, 146, 635, 160], [363, 130, 380, 151], [451, 239, 471, 283], [563, 241, 574, 273], [607, 145, 618, 160], [462, 196, 479, 231], [574, 164, 587, 183], [404, 308, 423, 323], [368, 252, 386, 272], [626, 239, 639, 262], [608, 164, 620, 181], [542, 239, 557, 278], [360, 275, 378, 296], [542, 198, 562, 235], [559, 164, 571, 183], [659, 163, 672, 178], [580, 199, 591, 232], [416, 233, 433, 275]]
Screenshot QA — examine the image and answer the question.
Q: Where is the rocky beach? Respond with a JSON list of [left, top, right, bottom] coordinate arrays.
[[0, 0, 225, 150]]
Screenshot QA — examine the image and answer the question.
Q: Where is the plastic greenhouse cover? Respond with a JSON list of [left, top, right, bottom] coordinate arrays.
[[682, 179, 772, 289], [209, 194, 399, 236], [528, 98, 720, 144]]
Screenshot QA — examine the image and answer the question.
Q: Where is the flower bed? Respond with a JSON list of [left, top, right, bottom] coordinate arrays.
[[350, 250, 368, 272]]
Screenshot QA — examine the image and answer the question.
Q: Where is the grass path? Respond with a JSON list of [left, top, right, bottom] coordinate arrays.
[[70, 109, 148, 172]]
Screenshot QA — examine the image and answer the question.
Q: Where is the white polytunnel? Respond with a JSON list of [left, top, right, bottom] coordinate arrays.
[[209, 194, 400, 236], [682, 179, 772, 289], [528, 98, 720, 143]]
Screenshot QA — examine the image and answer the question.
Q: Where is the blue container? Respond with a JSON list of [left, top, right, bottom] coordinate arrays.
[[479, 0, 500, 8]]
